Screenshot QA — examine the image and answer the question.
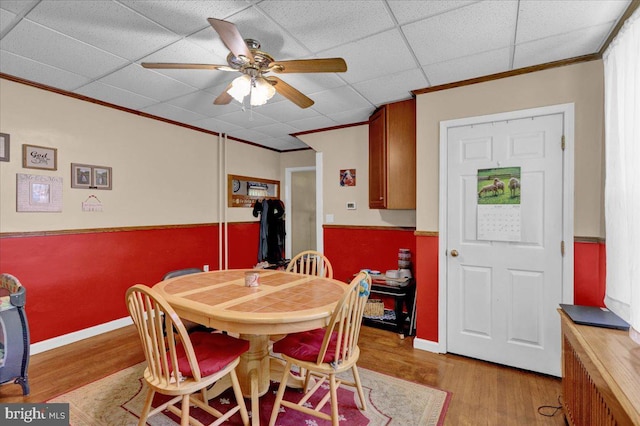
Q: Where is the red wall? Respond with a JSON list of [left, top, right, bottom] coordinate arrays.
[[414, 235, 439, 341], [0, 225, 226, 343], [0, 224, 606, 345], [323, 226, 416, 283], [574, 240, 606, 307]]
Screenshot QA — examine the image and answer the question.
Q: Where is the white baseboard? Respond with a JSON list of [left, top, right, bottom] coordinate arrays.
[[30, 316, 133, 355], [413, 337, 445, 354]]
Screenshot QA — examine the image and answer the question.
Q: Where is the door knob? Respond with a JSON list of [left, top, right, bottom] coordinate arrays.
[[450, 249, 459, 257]]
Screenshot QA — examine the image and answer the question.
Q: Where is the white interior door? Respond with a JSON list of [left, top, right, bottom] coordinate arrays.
[[445, 112, 567, 376]]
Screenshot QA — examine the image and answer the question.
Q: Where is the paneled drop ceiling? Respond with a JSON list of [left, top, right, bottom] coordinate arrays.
[[0, 0, 633, 151]]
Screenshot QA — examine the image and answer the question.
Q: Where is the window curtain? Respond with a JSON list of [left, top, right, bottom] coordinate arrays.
[[603, 9, 640, 343]]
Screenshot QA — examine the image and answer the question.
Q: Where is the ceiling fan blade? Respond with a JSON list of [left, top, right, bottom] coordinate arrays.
[[266, 77, 314, 109], [214, 84, 234, 105], [141, 62, 236, 71], [270, 58, 347, 74], [208, 18, 254, 62]]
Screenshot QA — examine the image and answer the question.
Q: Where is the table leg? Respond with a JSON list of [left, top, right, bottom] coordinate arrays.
[[237, 334, 270, 396], [237, 334, 270, 425]]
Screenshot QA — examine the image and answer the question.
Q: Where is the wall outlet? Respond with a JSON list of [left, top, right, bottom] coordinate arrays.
[[346, 201, 356, 210], [326, 214, 334, 223], [203, 264, 209, 272]]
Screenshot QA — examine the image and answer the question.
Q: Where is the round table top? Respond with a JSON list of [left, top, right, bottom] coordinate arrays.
[[153, 269, 347, 335]]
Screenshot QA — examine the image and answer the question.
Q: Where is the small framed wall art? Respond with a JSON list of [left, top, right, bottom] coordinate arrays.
[[340, 168, 356, 186], [71, 163, 112, 190], [16, 173, 63, 212], [22, 144, 57, 170], [0, 133, 9, 162]]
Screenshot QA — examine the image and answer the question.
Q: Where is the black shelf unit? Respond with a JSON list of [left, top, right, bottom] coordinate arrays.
[[363, 278, 416, 338]]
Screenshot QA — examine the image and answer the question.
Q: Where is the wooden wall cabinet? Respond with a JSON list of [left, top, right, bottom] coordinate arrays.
[[368, 98, 416, 209]]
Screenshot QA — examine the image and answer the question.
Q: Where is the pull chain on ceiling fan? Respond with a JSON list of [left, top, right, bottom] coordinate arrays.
[[141, 18, 347, 109]]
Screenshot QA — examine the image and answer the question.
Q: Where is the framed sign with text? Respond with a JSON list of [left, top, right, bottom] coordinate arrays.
[[22, 144, 57, 170]]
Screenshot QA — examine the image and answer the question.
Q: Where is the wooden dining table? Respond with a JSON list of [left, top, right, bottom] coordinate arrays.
[[153, 268, 348, 425]]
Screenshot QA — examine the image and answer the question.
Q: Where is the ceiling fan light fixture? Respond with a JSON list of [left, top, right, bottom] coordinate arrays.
[[250, 77, 276, 106], [228, 74, 251, 102]]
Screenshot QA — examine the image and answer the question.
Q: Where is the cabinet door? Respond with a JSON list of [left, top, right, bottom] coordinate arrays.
[[386, 99, 416, 209], [369, 107, 387, 208]]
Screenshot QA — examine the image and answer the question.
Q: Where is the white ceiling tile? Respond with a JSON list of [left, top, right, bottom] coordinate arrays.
[[251, 122, 299, 138], [0, 1, 38, 15], [327, 106, 376, 125], [253, 99, 320, 122], [0, 50, 91, 91], [24, 0, 181, 60], [322, 29, 418, 84], [387, 0, 478, 25], [258, 0, 395, 52], [119, 0, 251, 36], [141, 103, 209, 124], [1, 19, 128, 78], [165, 90, 228, 117], [516, 0, 631, 44], [0, 7, 17, 33], [403, 0, 518, 65], [309, 86, 373, 115], [513, 23, 613, 69], [216, 110, 277, 128], [74, 81, 158, 110], [191, 116, 243, 134], [259, 135, 308, 151], [423, 47, 512, 86], [287, 115, 339, 132], [0, 0, 631, 151], [98, 64, 197, 101], [353, 68, 428, 106], [228, 127, 271, 141]]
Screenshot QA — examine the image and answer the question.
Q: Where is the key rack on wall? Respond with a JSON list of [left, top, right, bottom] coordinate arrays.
[[228, 174, 280, 208]]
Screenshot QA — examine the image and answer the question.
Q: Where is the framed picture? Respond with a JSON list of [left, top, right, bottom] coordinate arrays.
[[71, 163, 112, 190], [340, 169, 356, 186], [22, 144, 57, 170], [0, 133, 9, 162], [93, 166, 112, 190], [17, 173, 63, 212]]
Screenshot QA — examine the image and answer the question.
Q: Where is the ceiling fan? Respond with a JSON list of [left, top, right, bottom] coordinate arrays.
[[141, 18, 347, 109]]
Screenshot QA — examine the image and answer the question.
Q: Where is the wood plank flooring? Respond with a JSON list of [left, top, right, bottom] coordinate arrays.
[[0, 325, 566, 425]]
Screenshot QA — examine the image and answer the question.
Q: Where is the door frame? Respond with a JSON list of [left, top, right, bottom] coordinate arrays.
[[284, 165, 318, 259], [437, 103, 575, 354]]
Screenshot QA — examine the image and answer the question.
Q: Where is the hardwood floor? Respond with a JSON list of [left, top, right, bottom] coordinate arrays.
[[0, 325, 566, 425]]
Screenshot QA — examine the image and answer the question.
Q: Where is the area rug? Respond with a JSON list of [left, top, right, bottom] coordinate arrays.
[[48, 362, 450, 425]]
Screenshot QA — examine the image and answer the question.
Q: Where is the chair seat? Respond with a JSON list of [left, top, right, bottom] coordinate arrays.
[[173, 331, 249, 377], [272, 328, 337, 363]]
